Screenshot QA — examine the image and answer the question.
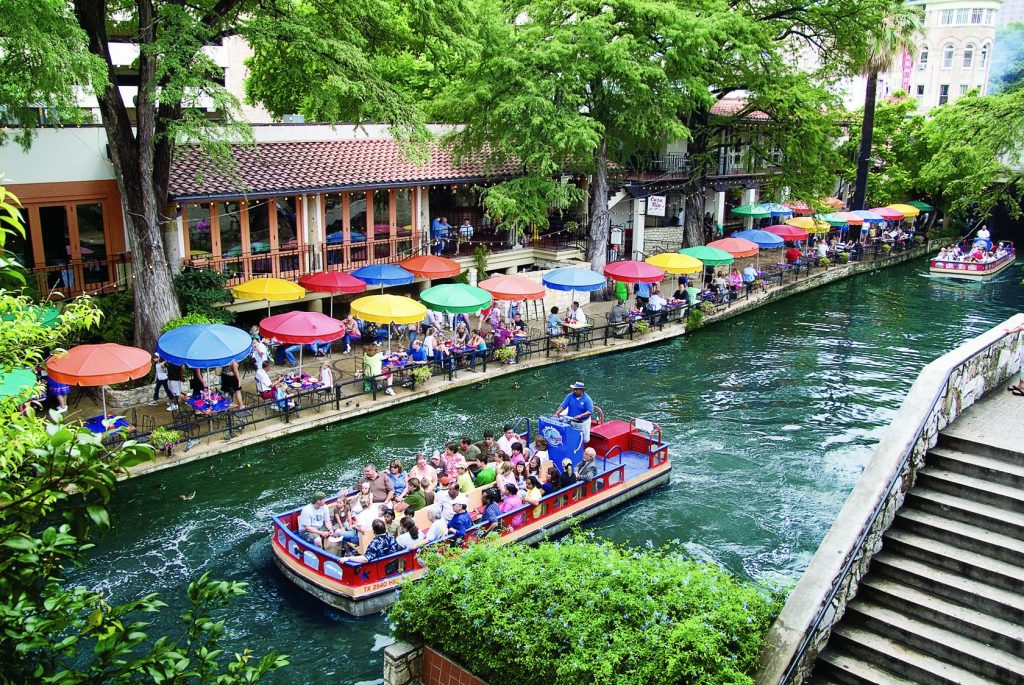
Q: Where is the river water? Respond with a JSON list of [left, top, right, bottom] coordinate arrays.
[[71, 257, 1024, 684]]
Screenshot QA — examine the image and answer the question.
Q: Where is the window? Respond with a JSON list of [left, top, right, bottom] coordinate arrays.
[[372, 189, 390, 238], [324, 195, 343, 238], [970, 8, 983, 23], [985, 9, 994, 24], [919, 46, 929, 68], [939, 84, 950, 106], [186, 203, 212, 257], [980, 43, 990, 68], [955, 8, 968, 23], [916, 84, 925, 95], [940, 9, 953, 24], [960, 84, 969, 94], [220, 201, 242, 257], [7, 208, 34, 269], [276, 197, 298, 246], [963, 43, 975, 68], [395, 188, 413, 230], [943, 44, 955, 68], [349, 192, 368, 237]]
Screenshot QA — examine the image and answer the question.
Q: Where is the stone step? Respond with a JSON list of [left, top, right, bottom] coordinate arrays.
[[829, 624, 998, 685], [928, 446, 1024, 489], [814, 650, 918, 685], [907, 487, 1024, 540], [882, 529, 1024, 593], [859, 576, 1024, 655], [846, 601, 1024, 683], [895, 507, 1024, 565], [916, 467, 1024, 514], [873, 552, 1024, 624], [938, 433, 1024, 467]]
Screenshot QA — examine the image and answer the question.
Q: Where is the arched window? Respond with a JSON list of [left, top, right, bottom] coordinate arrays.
[[919, 46, 929, 68], [980, 43, 990, 68], [963, 43, 975, 68], [943, 43, 955, 68]]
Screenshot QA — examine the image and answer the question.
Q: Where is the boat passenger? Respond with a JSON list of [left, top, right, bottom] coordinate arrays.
[[510, 442, 529, 466], [382, 509, 400, 537], [441, 443, 461, 482], [459, 435, 482, 462], [474, 458, 497, 487], [513, 461, 529, 490], [348, 519, 402, 563], [524, 476, 544, 507], [329, 498, 361, 554], [498, 484, 525, 529], [388, 460, 407, 497], [455, 459, 475, 493], [475, 430, 498, 459], [424, 507, 448, 543], [396, 477, 427, 513], [576, 447, 599, 482], [542, 467, 561, 495], [495, 462, 516, 495], [554, 381, 594, 443], [560, 459, 578, 487], [429, 451, 449, 485], [435, 483, 463, 522], [359, 463, 395, 504], [533, 436, 549, 464], [527, 456, 543, 482], [497, 425, 521, 455], [396, 517, 422, 550], [447, 496, 474, 538], [408, 454, 438, 493], [478, 491, 503, 534], [297, 491, 335, 549]]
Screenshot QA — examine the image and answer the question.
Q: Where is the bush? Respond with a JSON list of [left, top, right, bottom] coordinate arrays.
[[817, 256, 831, 267], [410, 365, 433, 384], [837, 252, 850, 263], [149, 426, 182, 449], [390, 537, 784, 685], [699, 300, 714, 315], [685, 309, 704, 330], [493, 345, 516, 362], [881, 243, 893, 254], [90, 288, 135, 344], [633, 319, 650, 335], [161, 312, 225, 334], [173, 267, 233, 322]]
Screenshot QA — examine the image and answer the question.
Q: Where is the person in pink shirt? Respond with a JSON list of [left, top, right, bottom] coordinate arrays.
[[499, 483, 525, 528]]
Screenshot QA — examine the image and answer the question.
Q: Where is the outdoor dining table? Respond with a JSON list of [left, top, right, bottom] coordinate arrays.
[[187, 394, 234, 414], [560, 320, 594, 349], [284, 373, 323, 391], [84, 414, 132, 434]]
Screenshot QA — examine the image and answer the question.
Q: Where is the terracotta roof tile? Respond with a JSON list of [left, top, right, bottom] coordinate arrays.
[[169, 139, 517, 200], [710, 99, 770, 121]]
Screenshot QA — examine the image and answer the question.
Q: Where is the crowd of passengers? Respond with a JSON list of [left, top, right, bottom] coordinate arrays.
[[295, 426, 602, 563], [935, 240, 1013, 264]]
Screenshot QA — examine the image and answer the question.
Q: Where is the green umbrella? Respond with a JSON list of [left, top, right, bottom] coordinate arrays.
[[679, 245, 734, 266], [1, 305, 60, 328], [420, 283, 494, 314], [816, 213, 848, 227], [907, 200, 934, 212], [730, 203, 772, 219], [0, 367, 38, 399]]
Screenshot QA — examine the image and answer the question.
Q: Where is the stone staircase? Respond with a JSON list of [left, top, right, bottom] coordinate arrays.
[[811, 433, 1024, 684]]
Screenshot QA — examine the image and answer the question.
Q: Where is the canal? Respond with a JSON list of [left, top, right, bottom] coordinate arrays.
[[71, 257, 1024, 683]]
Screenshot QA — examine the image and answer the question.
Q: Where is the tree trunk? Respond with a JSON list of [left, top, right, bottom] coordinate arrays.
[[681, 184, 708, 248], [75, 0, 181, 352], [586, 139, 610, 300], [852, 71, 879, 211]]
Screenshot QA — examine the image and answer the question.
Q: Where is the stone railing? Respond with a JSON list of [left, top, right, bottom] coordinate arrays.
[[756, 313, 1024, 684]]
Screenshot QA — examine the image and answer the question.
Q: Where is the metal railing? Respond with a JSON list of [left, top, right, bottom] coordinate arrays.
[[26, 252, 132, 297]]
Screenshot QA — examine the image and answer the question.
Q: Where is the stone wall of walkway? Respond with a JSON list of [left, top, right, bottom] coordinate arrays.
[[756, 312, 1024, 685], [124, 244, 935, 480]]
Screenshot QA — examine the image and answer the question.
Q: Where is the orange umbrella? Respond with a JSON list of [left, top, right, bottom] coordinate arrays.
[[477, 275, 546, 301], [707, 237, 759, 258], [47, 343, 152, 418], [400, 255, 461, 279]]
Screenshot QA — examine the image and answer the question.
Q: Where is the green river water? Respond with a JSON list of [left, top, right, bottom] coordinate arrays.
[[71, 257, 1024, 684]]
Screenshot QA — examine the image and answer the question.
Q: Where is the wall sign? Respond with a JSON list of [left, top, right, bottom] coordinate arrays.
[[647, 195, 667, 217]]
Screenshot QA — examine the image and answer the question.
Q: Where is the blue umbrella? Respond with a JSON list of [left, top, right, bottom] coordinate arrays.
[[542, 268, 606, 292], [350, 264, 415, 291], [732, 229, 784, 248], [759, 202, 793, 217], [852, 210, 885, 223], [157, 324, 253, 368]]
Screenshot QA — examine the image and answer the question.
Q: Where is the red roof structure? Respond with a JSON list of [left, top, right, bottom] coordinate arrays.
[[169, 139, 518, 200], [709, 99, 770, 121]]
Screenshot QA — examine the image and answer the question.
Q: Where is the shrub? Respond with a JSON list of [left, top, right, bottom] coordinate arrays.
[[817, 256, 831, 267], [633, 319, 650, 335], [390, 537, 784, 685], [90, 288, 135, 344], [410, 365, 433, 384], [550, 336, 570, 350], [493, 345, 516, 362], [161, 312, 222, 334], [881, 243, 893, 254], [837, 252, 850, 263], [913, 234, 925, 244], [149, 426, 182, 450], [685, 309, 704, 330], [173, 267, 233, 322], [699, 300, 714, 314], [473, 244, 490, 280]]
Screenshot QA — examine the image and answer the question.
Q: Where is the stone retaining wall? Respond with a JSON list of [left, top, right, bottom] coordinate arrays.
[[383, 642, 487, 685], [756, 313, 1024, 685]]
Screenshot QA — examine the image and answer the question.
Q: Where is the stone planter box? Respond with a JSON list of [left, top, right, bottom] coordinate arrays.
[[94, 384, 152, 409]]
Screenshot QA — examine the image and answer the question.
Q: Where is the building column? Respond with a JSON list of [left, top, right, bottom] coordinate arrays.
[[307, 297, 323, 314], [631, 197, 645, 259], [743, 187, 758, 229], [714, 190, 726, 234]]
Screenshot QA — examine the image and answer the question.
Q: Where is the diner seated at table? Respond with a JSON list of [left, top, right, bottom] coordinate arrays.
[[728, 268, 743, 290], [784, 246, 802, 265], [254, 361, 276, 399], [408, 339, 429, 364], [362, 344, 395, 396], [466, 330, 488, 370], [565, 301, 588, 326], [547, 306, 562, 335], [273, 381, 298, 410]]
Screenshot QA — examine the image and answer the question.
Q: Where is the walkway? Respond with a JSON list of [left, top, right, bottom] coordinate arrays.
[[811, 385, 1024, 684]]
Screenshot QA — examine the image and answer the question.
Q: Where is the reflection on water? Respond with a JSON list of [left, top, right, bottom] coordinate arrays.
[[70, 258, 1024, 684]]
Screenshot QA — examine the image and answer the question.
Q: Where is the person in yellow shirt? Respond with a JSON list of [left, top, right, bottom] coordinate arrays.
[[455, 459, 475, 493]]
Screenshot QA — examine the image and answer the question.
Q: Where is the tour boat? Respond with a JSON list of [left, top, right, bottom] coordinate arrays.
[[929, 242, 1016, 281], [270, 413, 671, 616]]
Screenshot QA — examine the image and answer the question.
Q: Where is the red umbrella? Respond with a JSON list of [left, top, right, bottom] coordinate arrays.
[[400, 255, 461, 279], [835, 211, 865, 226], [707, 237, 759, 258], [603, 260, 665, 284], [260, 311, 345, 373], [783, 201, 813, 216], [477, 275, 546, 301], [298, 272, 367, 317], [869, 207, 905, 221], [765, 224, 809, 241], [47, 343, 152, 418]]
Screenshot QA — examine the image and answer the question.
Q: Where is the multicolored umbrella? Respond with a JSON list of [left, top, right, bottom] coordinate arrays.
[[477, 275, 546, 301], [542, 268, 606, 292], [644, 252, 704, 275], [298, 272, 367, 317], [784, 201, 813, 216], [732, 229, 784, 248], [47, 343, 152, 418], [815, 213, 848, 227], [603, 260, 665, 284], [260, 311, 344, 371], [707, 237, 760, 258], [1, 305, 60, 328], [420, 284, 493, 313], [400, 255, 461, 279], [765, 224, 809, 241], [886, 203, 920, 218], [852, 210, 885, 223], [834, 212, 865, 226], [157, 324, 253, 368], [760, 203, 794, 217], [678, 245, 734, 266]]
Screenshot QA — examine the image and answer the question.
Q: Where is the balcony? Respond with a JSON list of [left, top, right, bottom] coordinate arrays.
[[26, 253, 132, 298]]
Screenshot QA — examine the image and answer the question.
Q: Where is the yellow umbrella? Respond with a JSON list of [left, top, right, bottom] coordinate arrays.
[[232, 278, 305, 316], [350, 294, 427, 325], [785, 217, 830, 234], [644, 252, 703, 275], [887, 203, 920, 218]]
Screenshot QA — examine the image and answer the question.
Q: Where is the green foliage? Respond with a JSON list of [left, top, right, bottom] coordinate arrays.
[[410, 364, 433, 384], [699, 301, 715, 315], [550, 336, 570, 350], [685, 309, 705, 331], [90, 289, 136, 344], [493, 345, 516, 362], [633, 319, 650, 336], [838, 252, 851, 264], [818, 257, 831, 267], [149, 426, 182, 449], [173, 268, 234, 323], [881, 243, 893, 254], [390, 537, 784, 685], [990, 23, 1024, 94], [161, 312, 223, 334], [473, 244, 490, 281], [482, 176, 586, 241]]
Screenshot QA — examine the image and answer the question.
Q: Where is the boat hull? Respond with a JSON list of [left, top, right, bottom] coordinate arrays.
[[929, 255, 1016, 280]]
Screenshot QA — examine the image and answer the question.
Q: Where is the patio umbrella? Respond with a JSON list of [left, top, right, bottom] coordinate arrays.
[[46, 343, 151, 419], [1, 305, 60, 328], [707, 237, 760, 258], [886, 203, 920, 218], [400, 255, 461, 280], [477, 275, 546, 301], [644, 252, 704, 275], [834, 212, 865, 226], [785, 217, 831, 234], [603, 260, 665, 284], [232, 278, 305, 317], [761, 203, 794, 217], [260, 311, 344, 373], [679, 245, 734, 266], [0, 367, 38, 399], [350, 264, 415, 292], [852, 210, 885, 223], [350, 295, 427, 353], [157, 324, 253, 368], [815, 213, 848, 227], [298, 272, 367, 318], [732, 229, 784, 248], [907, 200, 934, 212], [730, 203, 772, 219], [823, 197, 845, 209], [542, 268, 607, 313], [765, 224, 809, 241], [869, 207, 905, 221], [420, 284, 493, 313], [784, 201, 813, 216]]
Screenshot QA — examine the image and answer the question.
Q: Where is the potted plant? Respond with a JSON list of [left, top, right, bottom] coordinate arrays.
[[913, 234, 925, 245], [699, 301, 714, 315], [685, 309, 705, 330], [410, 365, 433, 386], [549, 336, 570, 353], [817, 256, 831, 268], [493, 345, 516, 364], [837, 252, 850, 264], [633, 320, 650, 336], [881, 243, 893, 255], [150, 426, 182, 455]]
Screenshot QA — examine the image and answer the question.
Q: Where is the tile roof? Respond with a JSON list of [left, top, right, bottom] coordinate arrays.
[[169, 139, 518, 200], [710, 99, 770, 121]]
